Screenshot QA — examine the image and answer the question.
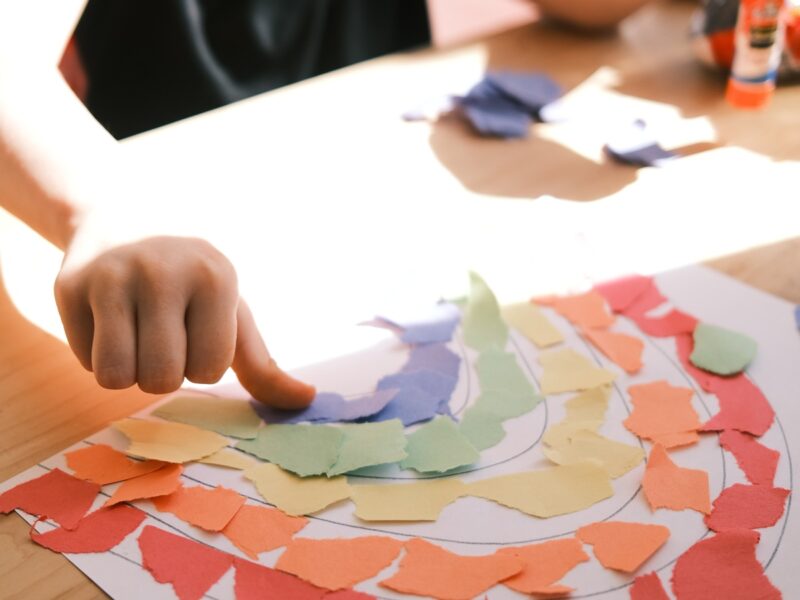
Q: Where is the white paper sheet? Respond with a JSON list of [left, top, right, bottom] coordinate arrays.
[[1, 265, 797, 600]]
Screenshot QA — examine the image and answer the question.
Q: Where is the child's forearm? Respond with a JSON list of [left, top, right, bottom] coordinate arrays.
[[535, 0, 654, 29]]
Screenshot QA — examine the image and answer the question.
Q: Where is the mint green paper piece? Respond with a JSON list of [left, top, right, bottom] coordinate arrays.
[[327, 420, 408, 476], [690, 322, 757, 376], [153, 395, 260, 439], [401, 416, 480, 473], [459, 407, 507, 451], [236, 424, 343, 477], [476, 349, 541, 418], [462, 272, 508, 352]]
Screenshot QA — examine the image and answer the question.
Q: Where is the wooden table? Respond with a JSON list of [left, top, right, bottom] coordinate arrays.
[[1, 1, 798, 597]]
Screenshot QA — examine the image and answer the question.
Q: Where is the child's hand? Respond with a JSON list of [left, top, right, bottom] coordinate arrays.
[[54, 235, 315, 408]]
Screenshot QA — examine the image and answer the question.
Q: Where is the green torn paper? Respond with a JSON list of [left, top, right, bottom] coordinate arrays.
[[458, 406, 506, 451], [476, 349, 541, 418], [328, 420, 408, 476], [462, 271, 508, 352], [401, 416, 479, 473], [236, 424, 343, 477], [153, 395, 261, 439], [690, 323, 757, 376]]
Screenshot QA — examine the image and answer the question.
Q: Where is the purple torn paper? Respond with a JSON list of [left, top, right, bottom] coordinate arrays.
[[365, 384, 443, 426], [484, 71, 562, 114], [604, 120, 676, 167], [373, 302, 461, 345], [403, 343, 461, 380], [251, 388, 398, 424]]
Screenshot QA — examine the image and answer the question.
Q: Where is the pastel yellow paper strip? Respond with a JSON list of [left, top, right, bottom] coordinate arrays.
[[113, 418, 228, 463], [245, 463, 351, 516]]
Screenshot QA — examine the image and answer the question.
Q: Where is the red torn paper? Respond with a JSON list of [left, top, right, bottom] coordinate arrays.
[[594, 275, 653, 313], [624, 381, 701, 448], [623, 284, 667, 317], [719, 430, 780, 486], [583, 328, 643, 374], [380, 538, 522, 600], [222, 504, 308, 559], [630, 572, 670, 600], [576, 521, 669, 573], [0, 468, 99, 529], [105, 463, 183, 507], [138, 525, 233, 600], [705, 484, 789, 532], [498, 538, 589, 595], [671, 530, 780, 600], [324, 591, 376, 599], [537, 291, 615, 329], [234, 557, 327, 600], [629, 309, 698, 338], [642, 444, 710, 514], [65, 444, 165, 484], [31, 504, 146, 553], [276, 536, 403, 590], [152, 485, 245, 532]]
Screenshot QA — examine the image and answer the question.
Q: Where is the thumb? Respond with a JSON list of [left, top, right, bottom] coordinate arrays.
[[232, 299, 316, 409]]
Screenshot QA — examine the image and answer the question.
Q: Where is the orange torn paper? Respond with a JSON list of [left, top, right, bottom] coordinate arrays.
[[498, 538, 589, 595], [642, 444, 710, 514], [113, 418, 229, 463], [380, 538, 522, 600], [583, 328, 643, 374], [152, 485, 245, 532], [276, 536, 403, 590], [65, 444, 166, 485], [536, 290, 615, 329], [222, 504, 308, 559], [576, 521, 670, 572], [105, 463, 183, 507], [624, 381, 701, 448]]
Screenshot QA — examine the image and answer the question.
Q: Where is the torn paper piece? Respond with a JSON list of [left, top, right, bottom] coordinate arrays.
[[539, 348, 616, 394], [104, 463, 183, 507], [373, 302, 460, 344], [484, 70, 562, 114], [351, 478, 467, 521], [233, 557, 327, 600], [113, 418, 228, 463], [537, 290, 615, 329], [380, 538, 522, 600], [690, 323, 757, 376], [700, 375, 775, 436], [631, 572, 670, 600], [458, 406, 507, 450], [576, 521, 670, 573], [719, 430, 780, 486], [476, 349, 540, 416], [564, 386, 611, 422], [198, 448, 258, 470], [642, 444, 710, 514], [252, 389, 398, 425], [583, 328, 644, 373], [624, 381, 702, 448], [276, 536, 403, 590], [402, 343, 461, 380], [327, 420, 408, 476], [671, 530, 780, 600], [236, 424, 344, 477], [31, 504, 146, 553], [461, 93, 532, 138], [501, 302, 563, 348], [222, 504, 307, 559], [543, 430, 644, 478], [462, 271, 508, 352], [497, 538, 589, 595], [594, 275, 653, 313], [152, 485, 245, 532], [400, 416, 479, 473], [244, 463, 351, 516], [152, 395, 260, 439], [704, 484, 790, 532], [65, 444, 166, 484], [0, 468, 99, 530], [629, 309, 698, 338], [603, 120, 677, 167]]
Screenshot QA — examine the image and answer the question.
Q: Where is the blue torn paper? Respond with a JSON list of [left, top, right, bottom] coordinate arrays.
[[403, 343, 461, 380], [484, 71, 563, 113], [367, 368, 458, 425], [604, 119, 677, 167], [250, 388, 398, 424], [372, 302, 461, 344]]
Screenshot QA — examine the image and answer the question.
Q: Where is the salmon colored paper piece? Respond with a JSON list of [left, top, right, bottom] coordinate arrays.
[[497, 538, 589, 595], [629, 309, 698, 338], [31, 504, 146, 553], [104, 463, 183, 507], [630, 572, 670, 600], [138, 525, 234, 600], [276, 536, 403, 590], [65, 444, 166, 484], [536, 290, 615, 329], [671, 530, 780, 600], [719, 430, 780, 486], [234, 557, 327, 600], [576, 521, 670, 573], [594, 275, 653, 313], [583, 328, 644, 373], [624, 381, 701, 448], [704, 483, 789, 532], [0, 468, 99, 530], [700, 375, 775, 436], [152, 484, 245, 531], [623, 284, 667, 317], [222, 504, 308, 559], [380, 538, 522, 600], [113, 418, 229, 463], [642, 444, 710, 514]]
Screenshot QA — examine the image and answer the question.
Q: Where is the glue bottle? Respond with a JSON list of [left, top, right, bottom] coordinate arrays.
[[726, 0, 786, 108]]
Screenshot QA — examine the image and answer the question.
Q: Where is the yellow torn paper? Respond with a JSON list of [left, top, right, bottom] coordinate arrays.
[[543, 430, 644, 478], [501, 302, 563, 348], [244, 463, 351, 516], [564, 386, 611, 421], [152, 395, 261, 439], [351, 479, 467, 522], [113, 418, 228, 463], [539, 349, 616, 395], [198, 449, 258, 470]]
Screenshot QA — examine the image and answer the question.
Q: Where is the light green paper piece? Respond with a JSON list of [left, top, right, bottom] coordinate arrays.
[[458, 406, 507, 451], [327, 420, 408, 476], [153, 395, 261, 439], [690, 322, 757, 376], [462, 272, 508, 352], [236, 424, 343, 477], [401, 417, 479, 473], [476, 349, 541, 418]]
